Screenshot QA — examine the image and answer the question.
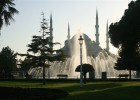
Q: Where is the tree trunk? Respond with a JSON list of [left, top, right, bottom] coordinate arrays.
[[43, 65, 46, 85], [129, 70, 131, 79], [83, 73, 86, 83]]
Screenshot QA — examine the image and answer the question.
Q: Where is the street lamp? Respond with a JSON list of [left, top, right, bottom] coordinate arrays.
[[78, 35, 83, 87]]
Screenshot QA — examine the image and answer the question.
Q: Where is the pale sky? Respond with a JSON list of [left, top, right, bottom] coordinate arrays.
[[0, 0, 133, 55]]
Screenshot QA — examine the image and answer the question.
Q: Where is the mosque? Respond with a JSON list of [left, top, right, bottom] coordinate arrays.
[[28, 10, 130, 79], [62, 10, 110, 57]]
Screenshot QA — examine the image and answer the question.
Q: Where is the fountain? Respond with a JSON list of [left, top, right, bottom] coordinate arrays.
[[27, 11, 135, 79], [49, 33, 118, 78], [28, 33, 126, 79]]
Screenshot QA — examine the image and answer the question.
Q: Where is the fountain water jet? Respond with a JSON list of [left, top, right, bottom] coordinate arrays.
[[28, 33, 127, 79]]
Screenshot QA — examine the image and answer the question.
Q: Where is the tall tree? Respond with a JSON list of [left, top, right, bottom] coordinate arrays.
[[109, 0, 140, 71], [0, 46, 17, 78], [0, 0, 19, 30], [19, 13, 65, 84]]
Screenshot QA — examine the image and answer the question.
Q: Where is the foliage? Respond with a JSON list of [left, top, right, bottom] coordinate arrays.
[[18, 13, 65, 84], [75, 64, 94, 73], [0, 0, 19, 30], [0, 46, 17, 78], [19, 35, 65, 68], [19, 57, 32, 72], [75, 64, 94, 81], [109, 0, 140, 70]]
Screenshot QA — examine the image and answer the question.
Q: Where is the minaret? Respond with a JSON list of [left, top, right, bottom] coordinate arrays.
[[67, 22, 70, 40], [49, 13, 53, 50], [95, 9, 100, 46], [67, 22, 71, 56], [106, 20, 109, 52]]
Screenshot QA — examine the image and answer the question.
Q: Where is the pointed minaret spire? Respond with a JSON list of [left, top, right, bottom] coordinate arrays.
[[67, 22, 70, 40], [49, 13, 53, 50], [95, 9, 99, 45], [96, 9, 98, 27], [106, 20, 109, 52], [50, 13, 53, 32]]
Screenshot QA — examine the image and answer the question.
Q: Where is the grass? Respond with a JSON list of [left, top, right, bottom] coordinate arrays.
[[0, 80, 140, 100]]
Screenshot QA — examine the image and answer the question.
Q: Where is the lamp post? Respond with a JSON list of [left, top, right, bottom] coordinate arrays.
[[78, 35, 83, 87]]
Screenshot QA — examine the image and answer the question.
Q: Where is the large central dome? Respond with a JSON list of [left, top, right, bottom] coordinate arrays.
[[63, 33, 102, 57]]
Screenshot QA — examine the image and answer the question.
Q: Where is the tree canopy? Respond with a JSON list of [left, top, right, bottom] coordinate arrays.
[[75, 64, 94, 73], [0, 46, 17, 78], [75, 64, 94, 81], [109, 0, 140, 70], [0, 0, 19, 30], [24, 35, 65, 68]]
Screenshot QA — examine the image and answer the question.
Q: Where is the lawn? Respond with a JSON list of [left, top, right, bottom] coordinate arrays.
[[0, 80, 140, 100]]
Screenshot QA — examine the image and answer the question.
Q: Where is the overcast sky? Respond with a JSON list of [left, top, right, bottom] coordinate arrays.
[[1, 0, 133, 55]]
